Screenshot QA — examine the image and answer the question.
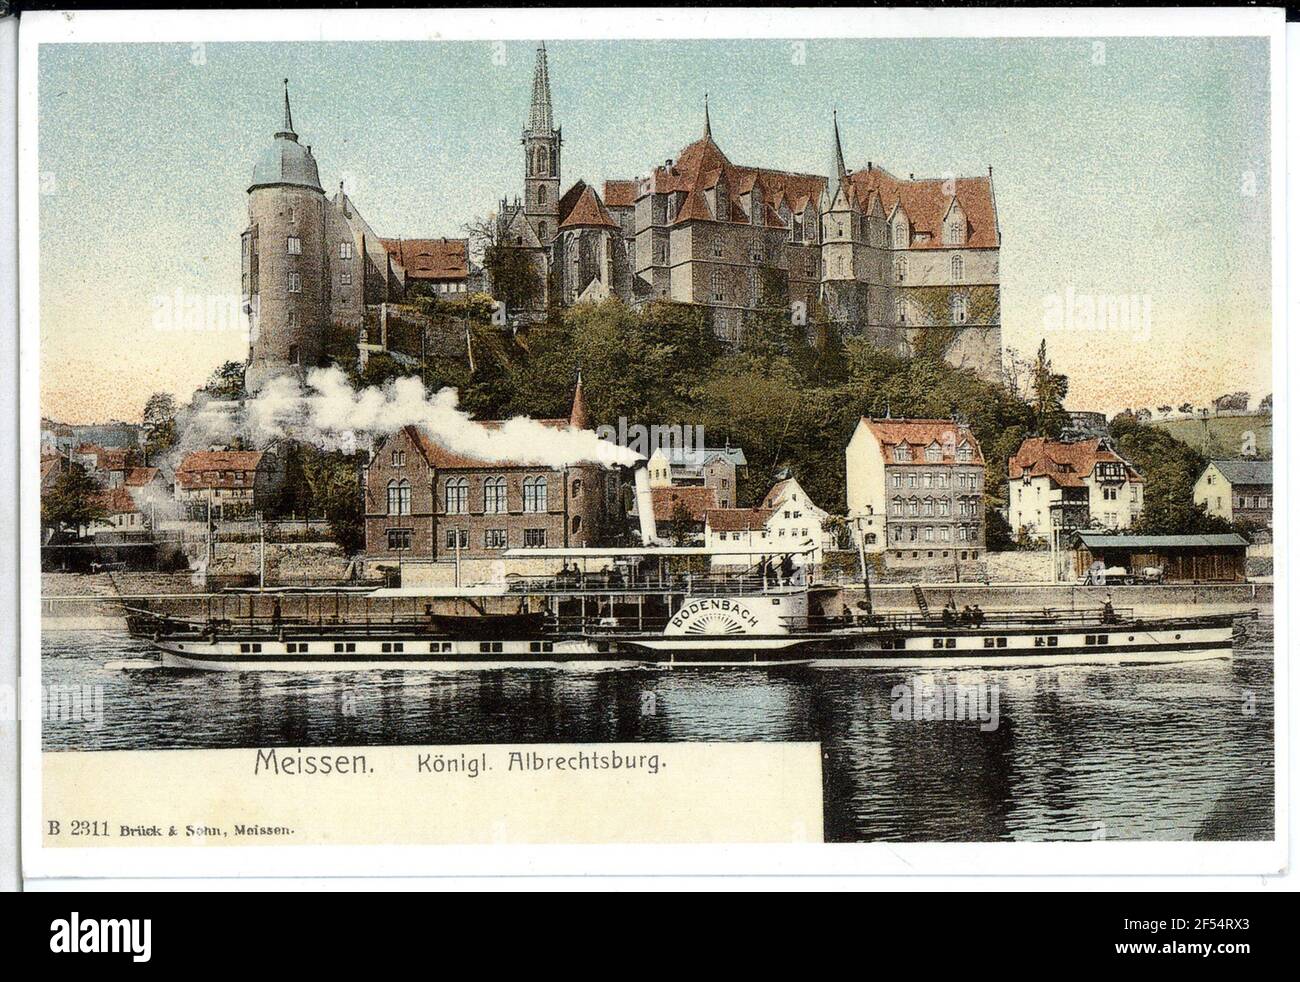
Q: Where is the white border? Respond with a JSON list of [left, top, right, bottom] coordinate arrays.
[[18, 7, 1290, 883]]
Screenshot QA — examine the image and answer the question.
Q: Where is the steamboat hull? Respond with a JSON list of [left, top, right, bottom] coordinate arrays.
[[149, 615, 1237, 672]]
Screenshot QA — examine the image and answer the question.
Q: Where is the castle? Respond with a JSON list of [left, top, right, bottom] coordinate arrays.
[[239, 82, 481, 391], [241, 46, 1003, 389]]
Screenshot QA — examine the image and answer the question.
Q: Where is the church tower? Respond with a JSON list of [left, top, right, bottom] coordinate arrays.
[[522, 43, 561, 247], [242, 80, 327, 393], [820, 110, 867, 326]]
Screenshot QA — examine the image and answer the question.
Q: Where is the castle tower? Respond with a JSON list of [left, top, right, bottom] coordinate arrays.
[[242, 80, 327, 392], [522, 43, 561, 246]]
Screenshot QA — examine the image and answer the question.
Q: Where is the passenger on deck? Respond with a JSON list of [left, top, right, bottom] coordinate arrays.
[[971, 604, 985, 627], [942, 602, 957, 627]]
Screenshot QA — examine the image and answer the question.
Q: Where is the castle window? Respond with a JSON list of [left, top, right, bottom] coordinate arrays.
[[897, 256, 907, 282], [951, 255, 964, 282], [339, 241, 352, 260], [391, 450, 405, 467], [953, 295, 968, 324], [751, 239, 763, 263], [386, 479, 411, 516], [538, 221, 547, 240], [896, 298, 906, 324], [287, 236, 301, 255], [894, 224, 906, 248], [523, 476, 548, 513], [287, 272, 301, 293], [710, 269, 724, 303], [288, 344, 299, 365], [805, 256, 815, 278], [946, 220, 964, 245], [483, 476, 507, 514], [537, 185, 547, 204], [571, 515, 582, 535], [444, 477, 468, 515], [712, 235, 723, 258], [751, 271, 760, 306], [288, 311, 298, 329], [340, 270, 352, 286], [287, 206, 296, 223]]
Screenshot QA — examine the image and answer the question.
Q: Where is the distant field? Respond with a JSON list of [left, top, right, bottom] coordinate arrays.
[[1148, 413, 1272, 458]]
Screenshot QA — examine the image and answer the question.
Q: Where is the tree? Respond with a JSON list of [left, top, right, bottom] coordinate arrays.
[[203, 360, 246, 400], [1257, 393, 1272, 413], [1029, 340, 1069, 436], [1109, 413, 1229, 535], [142, 392, 179, 459], [41, 464, 106, 535], [464, 214, 543, 319], [1213, 391, 1250, 414]]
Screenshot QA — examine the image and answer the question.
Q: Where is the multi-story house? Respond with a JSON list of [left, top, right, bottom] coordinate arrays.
[[1194, 459, 1272, 531], [174, 449, 286, 520], [362, 381, 624, 565], [845, 417, 986, 566], [1008, 437, 1144, 538], [760, 475, 834, 562], [645, 443, 747, 507]]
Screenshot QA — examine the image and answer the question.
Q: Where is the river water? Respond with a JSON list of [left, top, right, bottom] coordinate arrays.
[[41, 615, 1274, 842]]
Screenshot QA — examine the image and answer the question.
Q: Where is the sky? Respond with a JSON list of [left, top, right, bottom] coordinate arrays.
[[37, 36, 1272, 423]]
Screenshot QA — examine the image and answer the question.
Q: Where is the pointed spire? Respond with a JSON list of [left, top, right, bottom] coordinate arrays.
[[276, 78, 298, 141], [704, 93, 712, 140], [527, 43, 555, 135], [569, 369, 590, 430], [831, 109, 847, 183]]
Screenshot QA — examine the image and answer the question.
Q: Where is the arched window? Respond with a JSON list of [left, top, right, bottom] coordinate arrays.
[[712, 235, 724, 258], [710, 269, 724, 302], [897, 256, 907, 283], [894, 224, 906, 248], [953, 295, 968, 324], [951, 255, 964, 282], [571, 515, 582, 535], [523, 476, 548, 513], [571, 478, 582, 497], [483, 476, 507, 514], [444, 477, 468, 515], [537, 185, 546, 204], [387, 479, 410, 516], [896, 297, 907, 324]]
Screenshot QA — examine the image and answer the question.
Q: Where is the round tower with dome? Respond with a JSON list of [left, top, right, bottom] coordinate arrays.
[[241, 80, 327, 392]]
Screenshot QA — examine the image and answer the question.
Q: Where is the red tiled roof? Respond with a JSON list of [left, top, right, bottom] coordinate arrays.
[[558, 186, 619, 229], [176, 450, 264, 490], [849, 167, 998, 250], [1009, 438, 1143, 487], [94, 487, 140, 515], [603, 179, 638, 208], [655, 132, 828, 230], [380, 238, 470, 281], [650, 486, 720, 523], [859, 418, 985, 465], [705, 507, 775, 532], [124, 466, 160, 487]]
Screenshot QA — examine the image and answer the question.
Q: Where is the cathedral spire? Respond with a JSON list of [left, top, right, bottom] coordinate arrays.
[[276, 78, 298, 141], [831, 109, 847, 183], [527, 43, 555, 135], [704, 93, 712, 140]]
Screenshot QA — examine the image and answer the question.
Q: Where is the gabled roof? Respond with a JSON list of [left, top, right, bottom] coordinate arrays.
[[849, 167, 998, 249], [1009, 437, 1142, 487], [124, 466, 161, 487], [857, 418, 984, 465], [705, 507, 775, 532], [176, 450, 265, 489], [380, 238, 470, 280], [650, 445, 748, 467], [559, 185, 619, 229], [1205, 458, 1271, 486], [93, 487, 141, 516], [650, 486, 720, 523]]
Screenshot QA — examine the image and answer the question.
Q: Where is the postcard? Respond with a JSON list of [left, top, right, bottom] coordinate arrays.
[[17, 6, 1286, 882]]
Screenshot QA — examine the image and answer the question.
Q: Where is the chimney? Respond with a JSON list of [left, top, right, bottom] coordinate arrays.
[[634, 466, 658, 545]]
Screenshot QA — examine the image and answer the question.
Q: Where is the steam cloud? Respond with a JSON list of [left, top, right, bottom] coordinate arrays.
[[217, 366, 644, 468]]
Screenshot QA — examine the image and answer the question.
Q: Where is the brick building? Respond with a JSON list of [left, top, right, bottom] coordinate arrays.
[[362, 381, 624, 563]]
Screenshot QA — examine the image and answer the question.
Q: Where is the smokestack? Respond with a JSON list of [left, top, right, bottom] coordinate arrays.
[[634, 466, 658, 545]]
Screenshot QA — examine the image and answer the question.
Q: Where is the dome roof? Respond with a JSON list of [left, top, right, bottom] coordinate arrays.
[[248, 81, 324, 194]]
